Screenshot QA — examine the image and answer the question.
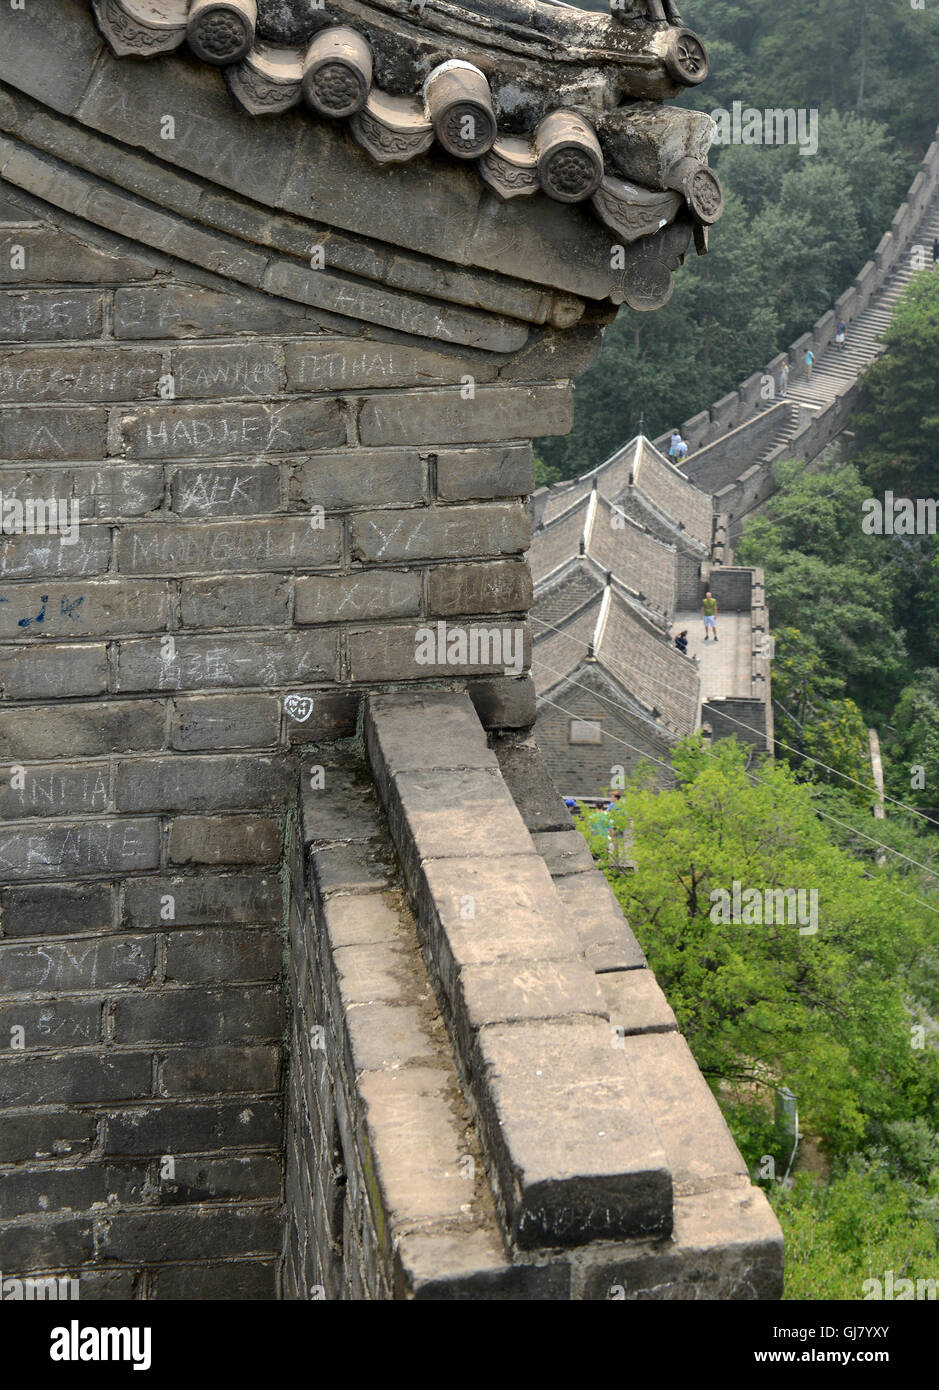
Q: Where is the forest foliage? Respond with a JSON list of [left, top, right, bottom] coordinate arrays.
[[537, 0, 939, 480]]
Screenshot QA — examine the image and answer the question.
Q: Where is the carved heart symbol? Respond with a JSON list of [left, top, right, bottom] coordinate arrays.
[[284, 694, 314, 722]]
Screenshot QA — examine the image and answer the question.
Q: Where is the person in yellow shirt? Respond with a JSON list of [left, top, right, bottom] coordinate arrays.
[[702, 591, 718, 642]]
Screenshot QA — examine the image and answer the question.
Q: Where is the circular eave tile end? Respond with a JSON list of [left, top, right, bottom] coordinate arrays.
[[304, 59, 370, 118], [687, 166, 723, 224], [539, 144, 604, 204], [436, 102, 497, 159], [664, 29, 709, 86], [187, 3, 255, 65]]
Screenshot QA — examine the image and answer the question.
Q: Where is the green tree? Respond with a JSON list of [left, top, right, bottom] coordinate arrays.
[[853, 273, 939, 496], [884, 670, 939, 811], [578, 736, 939, 1158], [774, 1162, 939, 1301], [749, 162, 863, 341], [768, 627, 874, 804], [813, 110, 908, 247], [736, 460, 910, 717]]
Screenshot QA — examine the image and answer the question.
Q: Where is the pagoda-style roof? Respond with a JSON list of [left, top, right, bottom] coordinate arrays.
[[0, 0, 721, 337], [531, 572, 698, 738]]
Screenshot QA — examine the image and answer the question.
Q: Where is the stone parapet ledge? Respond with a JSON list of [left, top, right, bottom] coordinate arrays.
[[357, 690, 783, 1289], [287, 743, 571, 1297], [364, 690, 673, 1249]]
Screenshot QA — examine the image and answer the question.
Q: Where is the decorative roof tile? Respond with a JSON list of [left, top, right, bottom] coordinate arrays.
[[90, 0, 722, 288]]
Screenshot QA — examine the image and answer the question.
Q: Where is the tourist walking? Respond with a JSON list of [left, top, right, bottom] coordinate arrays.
[[668, 429, 682, 461], [701, 592, 718, 642], [804, 347, 815, 380], [835, 319, 847, 350], [779, 360, 789, 396]]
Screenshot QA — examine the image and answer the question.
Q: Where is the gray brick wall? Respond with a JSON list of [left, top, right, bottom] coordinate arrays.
[[0, 188, 583, 1296]]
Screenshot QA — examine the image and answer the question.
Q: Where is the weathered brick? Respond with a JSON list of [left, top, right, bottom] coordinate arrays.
[[0, 762, 110, 819], [300, 758, 381, 846], [0, 1218, 94, 1271], [619, 1031, 748, 1196], [96, 1208, 281, 1262], [77, 464, 165, 517], [0, 935, 156, 993], [166, 815, 282, 866], [165, 928, 281, 983], [159, 1045, 281, 1096], [116, 630, 337, 691], [435, 444, 535, 501], [0, 1052, 152, 1106], [0, 527, 111, 579], [169, 462, 282, 515], [0, 700, 164, 760], [0, 1109, 98, 1164], [0, 580, 169, 639], [296, 570, 421, 625], [0, 406, 108, 459], [114, 753, 291, 814], [351, 502, 529, 563], [357, 385, 572, 446], [356, 1067, 474, 1234], [364, 691, 495, 776], [597, 969, 678, 1036], [0, 463, 72, 500], [284, 339, 471, 392], [119, 399, 345, 458], [395, 1227, 571, 1300], [157, 1153, 282, 1203], [531, 828, 596, 877], [104, 1099, 281, 1156], [0, 347, 161, 402], [574, 1186, 784, 1301], [0, 289, 106, 343], [288, 449, 425, 511], [0, 819, 161, 881], [0, 997, 101, 1047], [179, 574, 291, 629], [170, 694, 281, 751], [332, 940, 412, 1008], [113, 284, 323, 340], [555, 870, 647, 972], [0, 228, 156, 285], [0, 178, 30, 220], [112, 987, 282, 1044], [0, 881, 113, 936], [427, 560, 532, 616], [170, 343, 284, 399], [284, 689, 360, 744], [73, 1269, 143, 1300], [492, 737, 572, 830], [150, 1259, 278, 1299], [122, 873, 281, 928], [117, 517, 341, 574], [0, 1163, 148, 1220], [458, 957, 607, 1033], [347, 621, 529, 684], [344, 1001, 438, 1073], [0, 465, 161, 519], [418, 854, 580, 983], [473, 1018, 672, 1248]]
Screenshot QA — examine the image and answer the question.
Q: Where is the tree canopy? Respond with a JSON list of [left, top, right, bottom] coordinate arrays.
[[538, 1, 936, 480]]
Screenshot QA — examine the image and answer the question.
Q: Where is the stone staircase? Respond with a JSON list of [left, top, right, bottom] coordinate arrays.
[[783, 192, 939, 418]]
